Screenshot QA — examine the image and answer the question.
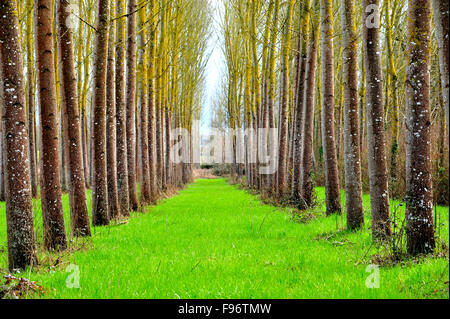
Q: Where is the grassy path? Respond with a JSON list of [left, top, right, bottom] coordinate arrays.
[[1, 178, 448, 298]]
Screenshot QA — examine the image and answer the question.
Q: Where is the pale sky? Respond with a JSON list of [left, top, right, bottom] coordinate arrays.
[[200, 0, 224, 135]]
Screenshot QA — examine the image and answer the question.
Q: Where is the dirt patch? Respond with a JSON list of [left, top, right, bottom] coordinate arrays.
[[193, 169, 218, 179]]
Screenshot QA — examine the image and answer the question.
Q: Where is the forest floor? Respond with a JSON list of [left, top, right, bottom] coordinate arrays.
[[0, 178, 448, 299]]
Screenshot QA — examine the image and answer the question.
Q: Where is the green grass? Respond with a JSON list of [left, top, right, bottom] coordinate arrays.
[[0, 178, 448, 298]]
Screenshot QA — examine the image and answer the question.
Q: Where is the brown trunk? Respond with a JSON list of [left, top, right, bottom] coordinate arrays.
[[0, 0, 37, 270], [292, 1, 309, 201], [160, 106, 167, 190], [432, 0, 449, 126], [301, 21, 318, 208], [405, 0, 435, 255], [57, 0, 91, 236], [276, 0, 294, 197], [156, 97, 163, 191], [81, 107, 90, 188], [116, 0, 130, 216], [362, 0, 391, 240], [139, 7, 151, 205], [26, 0, 38, 198], [106, 7, 121, 219], [277, 55, 289, 197], [165, 110, 171, 187], [341, 0, 364, 230], [36, 0, 67, 250], [320, 0, 341, 215], [92, 0, 110, 226], [126, 0, 139, 211], [147, 22, 157, 202]]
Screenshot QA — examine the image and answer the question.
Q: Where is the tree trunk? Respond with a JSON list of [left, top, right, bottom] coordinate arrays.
[[81, 107, 90, 188], [26, 0, 38, 198], [362, 0, 391, 240], [0, 0, 38, 270], [57, 0, 91, 236], [277, 0, 295, 197], [106, 2, 121, 220], [292, 0, 310, 201], [320, 0, 341, 215], [36, 0, 67, 250], [341, 0, 364, 230], [92, 0, 110, 226], [138, 5, 151, 205], [385, 0, 400, 180], [405, 0, 435, 255], [126, 0, 139, 211], [301, 5, 319, 208], [432, 0, 449, 126], [266, 0, 280, 195], [148, 0, 158, 203], [116, 0, 130, 216]]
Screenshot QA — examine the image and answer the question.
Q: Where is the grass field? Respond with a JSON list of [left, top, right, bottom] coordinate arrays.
[[0, 178, 448, 298]]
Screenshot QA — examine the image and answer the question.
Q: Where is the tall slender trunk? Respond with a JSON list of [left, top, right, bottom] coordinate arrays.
[[386, 0, 399, 179], [301, 5, 319, 208], [36, 0, 67, 250], [405, 0, 435, 255], [277, 0, 295, 197], [147, 0, 158, 203], [362, 0, 391, 240], [92, 0, 110, 226], [165, 110, 171, 187], [57, 0, 91, 236], [156, 93, 163, 191], [138, 5, 151, 204], [126, 0, 139, 211], [81, 107, 90, 188], [320, 0, 341, 215], [341, 0, 364, 230], [432, 0, 449, 126], [26, 0, 38, 198], [265, 1, 280, 194], [115, 0, 130, 216], [106, 2, 121, 219], [0, 0, 37, 270], [292, 0, 310, 201]]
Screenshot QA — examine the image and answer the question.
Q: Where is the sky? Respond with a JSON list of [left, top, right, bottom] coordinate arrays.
[[200, 0, 224, 136]]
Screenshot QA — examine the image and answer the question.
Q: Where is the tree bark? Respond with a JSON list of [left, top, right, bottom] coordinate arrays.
[[301, 15, 319, 208], [126, 0, 139, 211], [147, 0, 158, 203], [57, 0, 91, 236], [277, 0, 295, 197], [292, 0, 310, 202], [92, 0, 110, 226], [26, 0, 38, 198], [138, 5, 151, 205], [362, 0, 391, 240], [106, 3, 121, 220], [432, 0, 449, 127], [115, 0, 130, 216], [0, 0, 38, 270], [341, 0, 364, 230], [36, 0, 67, 250], [267, 0, 280, 195], [320, 0, 341, 215], [405, 0, 435, 255]]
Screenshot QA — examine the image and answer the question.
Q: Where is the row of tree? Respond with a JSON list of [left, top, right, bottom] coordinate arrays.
[[215, 0, 448, 254], [0, 0, 210, 271]]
